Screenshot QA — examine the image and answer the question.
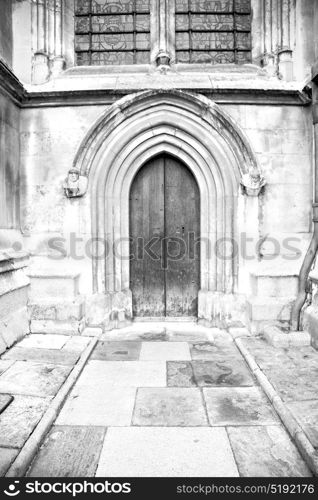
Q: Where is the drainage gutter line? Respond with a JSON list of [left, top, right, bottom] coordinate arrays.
[[291, 75, 318, 331]]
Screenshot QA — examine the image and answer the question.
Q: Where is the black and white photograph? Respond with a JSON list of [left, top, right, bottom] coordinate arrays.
[[0, 0, 317, 496]]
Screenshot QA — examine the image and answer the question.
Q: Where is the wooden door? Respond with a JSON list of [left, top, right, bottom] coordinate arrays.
[[129, 154, 200, 317]]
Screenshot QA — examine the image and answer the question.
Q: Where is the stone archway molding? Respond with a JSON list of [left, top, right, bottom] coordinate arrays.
[[70, 89, 262, 327]]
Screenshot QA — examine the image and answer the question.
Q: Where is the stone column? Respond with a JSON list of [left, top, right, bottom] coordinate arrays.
[[31, 0, 65, 84], [51, 0, 65, 77], [261, 0, 295, 80], [32, 0, 50, 84]]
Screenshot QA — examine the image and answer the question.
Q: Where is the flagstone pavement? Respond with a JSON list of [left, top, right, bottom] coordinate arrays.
[[0, 322, 316, 477]]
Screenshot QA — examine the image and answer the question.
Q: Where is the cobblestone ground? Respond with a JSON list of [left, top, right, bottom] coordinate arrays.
[[0, 323, 316, 477]]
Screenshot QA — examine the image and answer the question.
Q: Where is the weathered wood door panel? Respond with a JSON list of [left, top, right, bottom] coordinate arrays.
[[165, 156, 200, 316], [130, 155, 200, 317]]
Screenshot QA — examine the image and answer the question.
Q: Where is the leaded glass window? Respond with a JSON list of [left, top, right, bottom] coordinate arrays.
[[175, 0, 252, 64], [75, 0, 151, 66]]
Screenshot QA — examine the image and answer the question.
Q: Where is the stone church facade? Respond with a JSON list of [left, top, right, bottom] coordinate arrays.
[[1, 0, 318, 352]]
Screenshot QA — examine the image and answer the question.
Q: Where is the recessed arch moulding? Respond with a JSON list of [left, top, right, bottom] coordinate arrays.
[[69, 89, 264, 328]]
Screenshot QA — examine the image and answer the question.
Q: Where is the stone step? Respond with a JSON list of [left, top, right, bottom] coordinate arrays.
[[250, 272, 298, 298], [28, 271, 80, 299], [28, 297, 85, 322]]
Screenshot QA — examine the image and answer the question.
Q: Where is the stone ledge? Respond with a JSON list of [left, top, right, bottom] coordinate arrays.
[[0, 251, 29, 274]]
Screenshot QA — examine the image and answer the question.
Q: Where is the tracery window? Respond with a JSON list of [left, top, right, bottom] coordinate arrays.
[[175, 0, 252, 64], [74, 0, 151, 65], [74, 0, 252, 66]]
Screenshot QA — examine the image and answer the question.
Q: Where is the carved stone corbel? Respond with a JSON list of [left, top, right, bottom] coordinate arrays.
[[241, 167, 266, 197], [63, 169, 88, 198]]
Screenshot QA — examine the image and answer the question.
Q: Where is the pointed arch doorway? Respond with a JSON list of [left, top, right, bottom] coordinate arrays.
[[129, 154, 200, 318]]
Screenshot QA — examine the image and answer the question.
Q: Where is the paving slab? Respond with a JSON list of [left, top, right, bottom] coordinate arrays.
[[0, 394, 14, 414], [2, 347, 79, 366], [132, 388, 208, 426], [203, 387, 279, 426], [76, 360, 166, 387], [96, 427, 238, 477], [0, 361, 72, 397], [227, 426, 312, 477], [18, 334, 69, 350], [0, 395, 50, 448], [166, 330, 209, 342], [27, 426, 106, 477], [287, 400, 318, 447], [263, 366, 318, 402], [139, 342, 191, 361], [56, 386, 136, 426], [101, 327, 168, 342], [0, 360, 15, 376], [167, 360, 255, 387], [0, 448, 19, 476], [90, 341, 141, 361], [190, 341, 242, 360], [62, 337, 91, 352]]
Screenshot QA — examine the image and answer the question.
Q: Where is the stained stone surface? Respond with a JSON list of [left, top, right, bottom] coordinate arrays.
[[227, 426, 312, 477], [96, 427, 238, 477], [0, 362, 72, 397], [132, 388, 208, 426], [263, 366, 318, 402], [0, 396, 50, 448], [62, 336, 91, 352], [287, 400, 318, 447], [203, 387, 279, 426], [139, 342, 191, 361], [167, 361, 196, 386], [167, 360, 255, 387], [0, 448, 19, 476], [28, 426, 106, 477], [101, 327, 168, 342], [76, 360, 166, 388], [18, 334, 69, 350], [190, 341, 242, 360], [242, 338, 318, 371], [0, 394, 13, 414], [167, 330, 209, 342], [90, 341, 141, 361], [56, 386, 136, 426], [0, 360, 14, 376], [2, 347, 80, 366]]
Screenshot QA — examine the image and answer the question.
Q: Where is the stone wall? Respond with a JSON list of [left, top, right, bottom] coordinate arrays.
[[19, 95, 313, 331], [0, 89, 20, 236], [0, 0, 13, 67]]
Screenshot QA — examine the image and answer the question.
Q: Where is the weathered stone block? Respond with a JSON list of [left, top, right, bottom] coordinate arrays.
[[30, 318, 85, 335], [0, 286, 29, 319], [247, 297, 294, 322], [28, 297, 85, 322], [250, 273, 298, 298], [28, 272, 80, 299], [263, 326, 311, 348], [303, 305, 318, 350], [0, 307, 29, 349]]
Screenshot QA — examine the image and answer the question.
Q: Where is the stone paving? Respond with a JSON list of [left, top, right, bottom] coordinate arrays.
[[0, 323, 315, 477]]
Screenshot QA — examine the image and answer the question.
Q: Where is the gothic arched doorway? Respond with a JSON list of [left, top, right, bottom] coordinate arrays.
[[129, 154, 200, 318]]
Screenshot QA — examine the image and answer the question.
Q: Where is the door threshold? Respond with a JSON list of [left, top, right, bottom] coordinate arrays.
[[133, 317, 197, 323]]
